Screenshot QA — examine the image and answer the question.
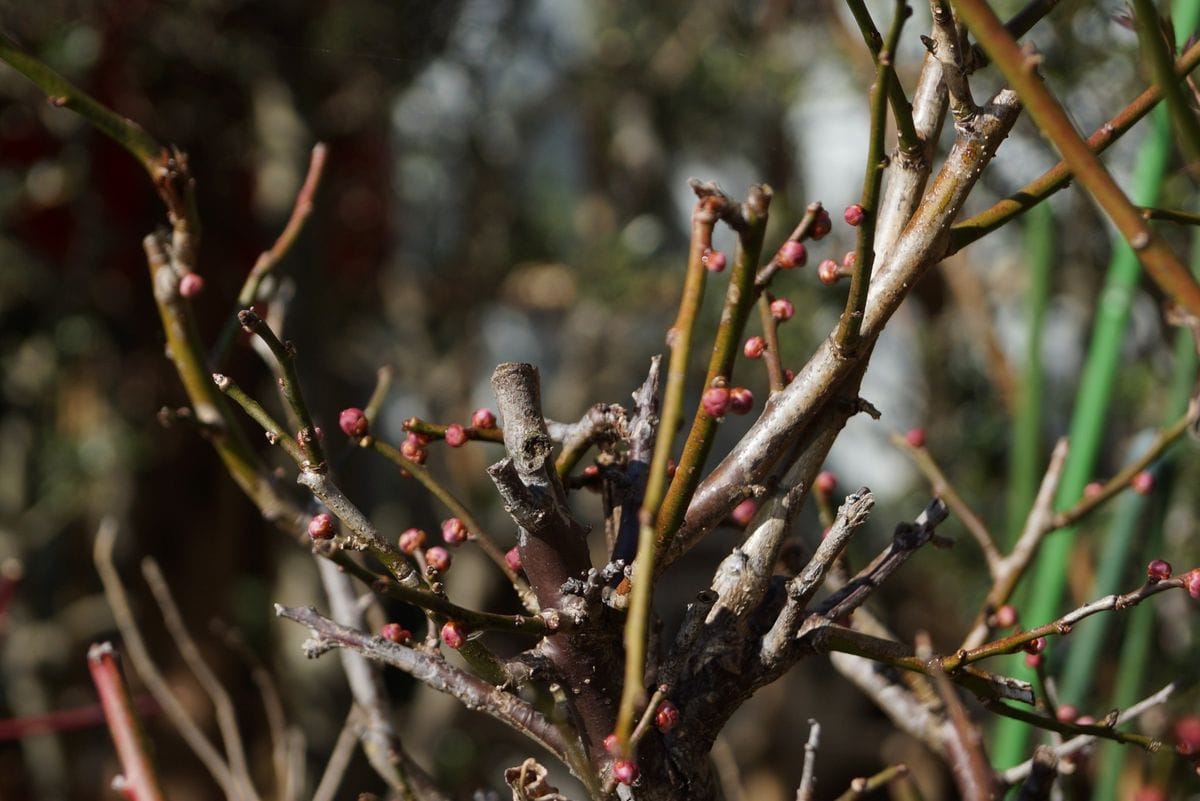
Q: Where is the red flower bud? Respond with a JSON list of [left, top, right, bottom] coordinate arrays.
[[703, 248, 727, 272], [339, 407, 369, 438], [1083, 481, 1104, 500], [425, 546, 452, 573], [815, 471, 837, 495], [444, 423, 467, 447], [1146, 559, 1172, 583], [380, 623, 412, 644], [784, 369, 795, 385], [440, 620, 466, 649], [730, 498, 757, 527], [398, 528, 427, 554], [471, 408, 497, 429], [613, 759, 638, 785], [743, 336, 766, 359], [769, 298, 795, 322], [654, 700, 680, 733], [842, 250, 858, 269], [441, 517, 469, 545], [810, 209, 832, 240], [702, 387, 731, 418], [843, 204, 865, 226], [1023, 636, 1046, 655], [729, 387, 754, 415], [307, 513, 335, 540], [1024, 652, 1042, 669], [1132, 470, 1154, 495], [603, 733, 620, 754], [777, 240, 807, 269], [666, 458, 677, 479], [505, 547, 522, 572], [904, 428, 926, 448], [179, 272, 205, 298]]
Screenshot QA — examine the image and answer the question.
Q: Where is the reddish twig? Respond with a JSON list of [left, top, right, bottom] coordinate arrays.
[[87, 643, 167, 801]]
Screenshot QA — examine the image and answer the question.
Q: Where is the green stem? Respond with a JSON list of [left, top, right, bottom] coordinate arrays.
[[949, 38, 1200, 253], [836, 0, 909, 352], [1006, 204, 1052, 546], [844, 0, 921, 155], [1132, 0, 1200, 165], [952, 0, 1200, 318], [989, 99, 1174, 769]]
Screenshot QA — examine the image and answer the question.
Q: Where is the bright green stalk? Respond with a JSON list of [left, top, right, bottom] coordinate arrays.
[[1006, 203, 1053, 546], [990, 103, 1174, 769]]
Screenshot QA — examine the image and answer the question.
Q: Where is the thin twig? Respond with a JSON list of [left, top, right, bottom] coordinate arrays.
[[999, 683, 1177, 785], [836, 1, 909, 353], [87, 643, 167, 801], [311, 707, 360, 801], [141, 559, 261, 801], [238, 309, 326, 468], [917, 632, 995, 800], [832, 764, 911, 801], [795, 719, 821, 801], [212, 143, 329, 364], [93, 520, 243, 799], [275, 605, 571, 765], [844, 0, 921, 154], [1132, 0, 1200, 165], [950, 37, 1200, 252], [952, 0, 1200, 317], [890, 432, 1001, 574]]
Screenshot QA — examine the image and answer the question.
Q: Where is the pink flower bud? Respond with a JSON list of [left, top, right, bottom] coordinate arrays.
[[1083, 481, 1104, 500], [810, 209, 832, 240], [440, 620, 465, 649], [776, 240, 807, 269], [842, 250, 858, 269], [400, 438, 427, 465], [179, 272, 205, 298], [444, 423, 467, 447], [769, 298, 795, 322], [843, 204, 865, 226], [703, 249, 727, 272], [817, 258, 842, 285], [380, 623, 412, 644], [613, 759, 638, 785], [655, 700, 680, 733], [1174, 715, 1200, 755], [993, 604, 1018, 628], [1056, 704, 1079, 724], [1146, 559, 1172, 583], [398, 528, 427, 554], [729, 387, 754, 415], [505, 547, 522, 572], [815, 471, 837, 495], [307, 513, 335, 540], [743, 336, 766, 359], [471, 408, 497, 429], [1023, 636, 1046, 655], [425, 546, 451, 573], [904, 428, 926, 448], [1132, 470, 1154, 495], [603, 733, 620, 754], [730, 498, 757, 527], [441, 517, 469, 545], [1024, 652, 1042, 669], [702, 387, 731, 418], [1184, 568, 1200, 599], [339, 408, 369, 438]]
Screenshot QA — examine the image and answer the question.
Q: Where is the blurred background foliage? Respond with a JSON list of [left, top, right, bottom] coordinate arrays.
[[0, 0, 1197, 798]]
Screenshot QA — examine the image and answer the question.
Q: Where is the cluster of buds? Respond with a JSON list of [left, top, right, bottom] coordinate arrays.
[[702, 385, 755, 418], [380, 623, 412, 645]]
